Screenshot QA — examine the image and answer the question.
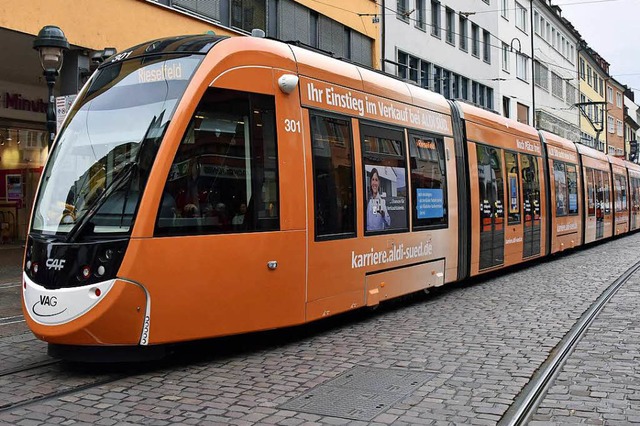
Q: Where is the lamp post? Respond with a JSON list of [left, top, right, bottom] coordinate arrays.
[[33, 25, 69, 150]]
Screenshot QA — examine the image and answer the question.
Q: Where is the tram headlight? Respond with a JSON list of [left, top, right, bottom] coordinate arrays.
[[80, 265, 91, 280]]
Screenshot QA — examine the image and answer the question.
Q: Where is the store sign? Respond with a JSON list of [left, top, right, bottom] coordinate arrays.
[[2, 92, 47, 114]]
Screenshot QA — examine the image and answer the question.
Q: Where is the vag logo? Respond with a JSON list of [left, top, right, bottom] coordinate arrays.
[[46, 258, 66, 271]]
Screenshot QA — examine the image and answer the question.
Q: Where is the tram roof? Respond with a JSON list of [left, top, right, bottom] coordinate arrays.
[[608, 154, 627, 168], [98, 35, 226, 70], [575, 142, 610, 162], [287, 43, 452, 115], [539, 130, 578, 154], [455, 101, 540, 140]]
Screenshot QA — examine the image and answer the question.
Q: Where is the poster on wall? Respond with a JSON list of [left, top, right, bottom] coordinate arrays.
[[56, 95, 77, 132], [6, 174, 22, 207]]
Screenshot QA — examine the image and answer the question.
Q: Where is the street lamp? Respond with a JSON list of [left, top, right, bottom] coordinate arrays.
[[33, 25, 69, 150]]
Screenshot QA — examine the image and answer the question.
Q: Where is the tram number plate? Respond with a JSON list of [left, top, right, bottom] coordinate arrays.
[[284, 119, 301, 133]]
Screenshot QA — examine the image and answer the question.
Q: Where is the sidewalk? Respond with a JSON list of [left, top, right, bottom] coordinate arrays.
[[0, 242, 24, 284]]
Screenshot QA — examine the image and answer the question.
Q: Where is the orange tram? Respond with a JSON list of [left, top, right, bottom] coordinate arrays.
[[22, 34, 640, 360]]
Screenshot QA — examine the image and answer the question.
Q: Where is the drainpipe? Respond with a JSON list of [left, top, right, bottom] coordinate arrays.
[[530, 0, 536, 127], [381, 0, 386, 73]]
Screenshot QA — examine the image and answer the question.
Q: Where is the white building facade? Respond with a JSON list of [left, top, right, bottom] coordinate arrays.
[[496, 0, 534, 125], [624, 94, 640, 162], [530, 1, 580, 142], [383, 0, 582, 135], [385, 0, 499, 111]]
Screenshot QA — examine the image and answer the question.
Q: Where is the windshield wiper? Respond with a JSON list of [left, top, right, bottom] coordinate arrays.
[[65, 162, 136, 243]]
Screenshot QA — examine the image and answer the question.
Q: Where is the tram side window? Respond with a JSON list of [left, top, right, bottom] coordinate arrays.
[[553, 161, 567, 217], [409, 133, 448, 229], [361, 123, 408, 234], [614, 174, 628, 212], [505, 151, 520, 224], [632, 177, 640, 212], [603, 172, 611, 214], [155, 88, 279, 236], [566, 164, 579, 215], [310, 112, 355, 240], [586, 168, 596, 217], [553, 161, 578, 217]]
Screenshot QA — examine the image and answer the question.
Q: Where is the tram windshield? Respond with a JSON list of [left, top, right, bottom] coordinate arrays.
[[31, 54, 203, 239]]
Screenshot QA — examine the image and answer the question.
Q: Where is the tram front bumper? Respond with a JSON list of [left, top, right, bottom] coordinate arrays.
[[22, 273, 149, 346]]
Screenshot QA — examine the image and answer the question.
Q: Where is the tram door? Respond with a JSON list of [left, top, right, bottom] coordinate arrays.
[[522, 154, 541, 257], [595, 170, 605, 239], [477, 145, 505, 270]]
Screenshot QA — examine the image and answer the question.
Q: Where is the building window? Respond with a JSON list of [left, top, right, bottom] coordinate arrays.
[[617, 119, 624, 136], [586, 66, 592, 85], [415, 0, 426, 29], [472, 23, 480, 57], [607, 86, 614, 103], [616, 92, 623, 108], [551, 72, 563, 100], [409, 56, 419, 83], [566, 82, 576, 106], [442, 70, 451, 98], [608, 116, 615, 133], [483, 30, 491, 63], [397, 0, 409, 21], [579, 58, 585, 80], [599, 77, 604, 96], [515, 2, 527, 32], [502, 43, 510, 72], [501, 0, 509, 19], [459, 16, 468, 51], [517, 102, 529, 124], [503, 96, 511, 118], [534, 11, 539, 34], [458, 77, 467, 100], [397, 51, 408, 79], [570, 45, 574, 63], [534, 61, 548, 90], [516, 53, 528, 81], [420, 62, 430, 89], [231, 0, 266, 32], [173, 0, 222, 22], [431, 1, 441, 37], [446, 7, 455, 44], [545, 22, 551, 42]]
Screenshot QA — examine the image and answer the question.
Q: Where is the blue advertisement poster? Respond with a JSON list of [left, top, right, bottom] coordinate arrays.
[[417, 188, 443, 219], [509, 173, 518, 213], [569, 193, 578, 212]]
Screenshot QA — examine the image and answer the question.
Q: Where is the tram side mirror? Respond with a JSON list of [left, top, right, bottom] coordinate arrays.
[[278, 74, 299, 94]]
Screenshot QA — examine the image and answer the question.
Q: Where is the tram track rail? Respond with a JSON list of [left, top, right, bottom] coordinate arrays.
[[499, 258, 640, 426], [0, 358, 60, 378], [0, 374, 126, 414], [0, 359, 133, 415]]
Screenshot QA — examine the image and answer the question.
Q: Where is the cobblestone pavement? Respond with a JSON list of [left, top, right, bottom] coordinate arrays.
[[0, 243, 24, 284], [0, 234, 639, 425], [530, 263, 640, 425], [0, 243, 27, 338]]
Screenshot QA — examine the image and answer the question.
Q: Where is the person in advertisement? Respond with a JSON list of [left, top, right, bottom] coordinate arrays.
[[366, 167, 391, 231]]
